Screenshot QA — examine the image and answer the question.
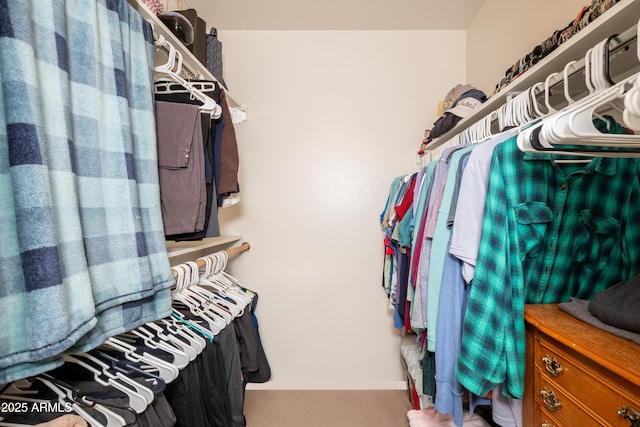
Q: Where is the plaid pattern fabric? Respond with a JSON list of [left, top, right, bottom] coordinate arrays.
[[456, 136, 640, 399], [0, 0, 173, 383]]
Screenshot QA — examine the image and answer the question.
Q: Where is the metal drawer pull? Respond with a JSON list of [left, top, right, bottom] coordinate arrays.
[[541, 354, 564, 376], [617, 406, 640, 427], [539, 388, 562, 411], [541, 422, 556, 427]]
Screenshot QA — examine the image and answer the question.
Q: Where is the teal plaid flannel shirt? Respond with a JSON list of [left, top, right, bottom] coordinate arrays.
[[456, 135, 640, 399]]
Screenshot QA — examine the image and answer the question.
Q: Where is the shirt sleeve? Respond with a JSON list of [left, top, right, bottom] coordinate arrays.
[[449, 141, 499, 283]]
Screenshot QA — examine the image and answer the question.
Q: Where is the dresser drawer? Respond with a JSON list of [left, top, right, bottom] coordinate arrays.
[[535, 337, 640, 426], [535, 401, 566, 427], [535, 375, 604, 427]]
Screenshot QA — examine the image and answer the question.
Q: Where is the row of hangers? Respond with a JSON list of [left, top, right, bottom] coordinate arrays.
[[423, 19, 640, 165], [0, 250, 253, 427], [517, 32, 640, 158], [151, 25, 248, 124], [152, 28, 223, 119]]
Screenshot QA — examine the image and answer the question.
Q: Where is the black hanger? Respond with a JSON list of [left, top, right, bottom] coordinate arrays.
[[604, 34, 619, 86]]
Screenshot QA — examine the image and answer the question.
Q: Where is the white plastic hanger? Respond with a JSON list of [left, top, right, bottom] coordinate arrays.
[[62, 355, 149, 414], [215, 274, 252, 310], [34, 375, 114, 427], [197, 255, 251, 312], [543, 76, 636, 145], [101, 337, 179, 384], [496, 102, 508, 131], [527, 34, 640, 151], [623, 87, 640, 130], [623, 27, 640, 128], [0, 379, 104, 427], [593, 37, 616, 91], [220, 270, 253, 307], [544, 72, 559, 114], [186, 281, 238, 323], [581, 54, 614, 131], [518, 76, 640, 157], [517, 67, 595, 155], [553, 59, 598, 163], [170, 307, 217, 343], [637, 18, 640, 67], [184, 259, 237, 319], [143, 321, 199, 361], [1, 380, 38, 396], [514, 90, 535, 125], [154, 78, 217, 95], [153, 34, 177, 75], [483, 111, 498, 139], [530, 82, 548, 118], [183, 261, 233, 327], [591, 41, 605, 91], [0, 392, 71, 426], [171, 264, 226, 333], [584, 47, 596, 95], [153, 317, 206, 355], [196, 255, 242, 304], [0, 390, 100, 427], [125, 327, 190, 370], [563, 60, 579, 105], [71, 353, 156, 406], [153, 34, 222, 118]]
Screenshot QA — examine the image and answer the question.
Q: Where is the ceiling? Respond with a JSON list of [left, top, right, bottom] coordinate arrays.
[[182, 0, 487, 31]]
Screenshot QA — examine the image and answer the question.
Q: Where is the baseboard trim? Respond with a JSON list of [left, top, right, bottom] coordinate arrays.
[[245, 381, 407, 391]]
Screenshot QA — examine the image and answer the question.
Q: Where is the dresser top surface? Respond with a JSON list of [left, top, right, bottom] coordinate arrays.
[[525, 304, 640, 387]]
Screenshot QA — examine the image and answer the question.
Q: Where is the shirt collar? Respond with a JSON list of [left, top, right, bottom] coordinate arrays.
[[441, 143, 472, 163]]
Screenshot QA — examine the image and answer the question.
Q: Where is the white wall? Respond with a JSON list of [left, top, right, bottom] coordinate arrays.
[[164, 0, 594, 391], [466, 0, 587, 95], [211, 30, 466, 389]]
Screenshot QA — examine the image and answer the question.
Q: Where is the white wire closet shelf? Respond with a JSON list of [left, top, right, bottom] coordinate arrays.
[[127, 0, 246, 117], [423, 0, 640, 154]]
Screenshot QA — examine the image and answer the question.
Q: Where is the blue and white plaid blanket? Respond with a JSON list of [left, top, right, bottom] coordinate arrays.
[[0, 0, 173, 383]]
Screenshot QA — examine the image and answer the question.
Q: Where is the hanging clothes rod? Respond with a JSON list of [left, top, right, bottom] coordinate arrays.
[[170, 242, 251, 277], [225, 242, 251, 257]]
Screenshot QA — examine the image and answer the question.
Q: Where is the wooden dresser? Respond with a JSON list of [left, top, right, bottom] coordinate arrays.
[[523, 304, 640, 427]]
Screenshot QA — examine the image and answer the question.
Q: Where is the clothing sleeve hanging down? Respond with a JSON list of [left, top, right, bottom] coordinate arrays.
[[218, 91, 240, 198], [0, 0, 173, 384], [449, 131, 516, 283], [456, 135, 640, 400]]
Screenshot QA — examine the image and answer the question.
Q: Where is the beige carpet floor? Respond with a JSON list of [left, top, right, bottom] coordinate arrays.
[[244, 389, 413, 427]]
